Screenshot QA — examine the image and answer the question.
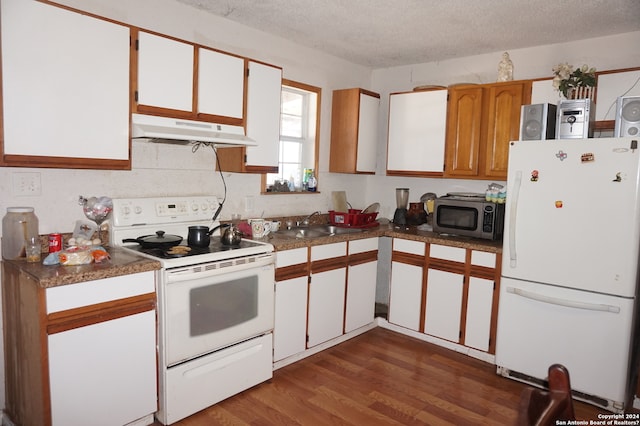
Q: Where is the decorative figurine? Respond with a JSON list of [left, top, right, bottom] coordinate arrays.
[[497, 52, 514, 82]]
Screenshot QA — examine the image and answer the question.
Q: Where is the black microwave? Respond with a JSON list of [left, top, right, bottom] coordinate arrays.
[[433, 197, 505, 240]]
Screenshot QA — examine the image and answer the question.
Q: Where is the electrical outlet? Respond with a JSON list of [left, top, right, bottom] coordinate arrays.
[[244, 196, 254, 212], [12, 172, 42, 196]]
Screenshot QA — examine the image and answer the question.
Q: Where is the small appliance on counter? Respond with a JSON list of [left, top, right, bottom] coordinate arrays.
[[392, 188, 409, 225], [433, 193, 505, 240]]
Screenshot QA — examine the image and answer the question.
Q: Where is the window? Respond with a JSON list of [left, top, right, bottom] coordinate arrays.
[[265, 79, 320, 193]]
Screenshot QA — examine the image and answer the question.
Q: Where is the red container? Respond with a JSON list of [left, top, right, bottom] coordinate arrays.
[[48, 233, 62, 253], [329, 209, 378, 227]]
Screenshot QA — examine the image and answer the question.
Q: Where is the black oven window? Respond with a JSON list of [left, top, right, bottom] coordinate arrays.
[[437, 205, 478, 230], [189, 276, 259, 336]]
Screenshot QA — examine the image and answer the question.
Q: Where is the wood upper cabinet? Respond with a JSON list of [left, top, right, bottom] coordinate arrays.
[[387, 89, 448, 176], [133, 30, 245, 126], [445, 81, 531, 180], [0, 0, 131, 169], [329, 88, 380, 174]]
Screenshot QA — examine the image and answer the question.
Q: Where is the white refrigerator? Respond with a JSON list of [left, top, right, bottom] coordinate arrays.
[[496, 137, 640, 413]]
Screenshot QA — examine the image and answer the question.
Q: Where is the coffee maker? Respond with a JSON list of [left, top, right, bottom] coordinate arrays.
[[393, 188, 409, 225]]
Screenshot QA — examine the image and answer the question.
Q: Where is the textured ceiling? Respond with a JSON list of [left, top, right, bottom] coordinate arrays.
[[174, 0, 640, 68]]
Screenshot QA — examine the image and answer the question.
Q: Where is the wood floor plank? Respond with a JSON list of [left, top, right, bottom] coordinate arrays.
[[157, 327, 622, 425]]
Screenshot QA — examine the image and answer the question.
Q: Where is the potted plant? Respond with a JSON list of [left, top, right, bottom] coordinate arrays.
[[552, 63, 597, 99]]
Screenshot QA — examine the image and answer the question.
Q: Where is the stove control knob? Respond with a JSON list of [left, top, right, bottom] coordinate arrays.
[[191, 203, 199, 212], [134, 205, 142, 214], [122, 206, 131, 215], [201, 203, 208, 211]]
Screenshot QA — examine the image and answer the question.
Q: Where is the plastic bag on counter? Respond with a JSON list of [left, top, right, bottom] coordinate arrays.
[[43, 246, 110, 266]]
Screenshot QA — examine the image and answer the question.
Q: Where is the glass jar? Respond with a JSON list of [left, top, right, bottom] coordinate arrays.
[[2, 207, 39, 260]]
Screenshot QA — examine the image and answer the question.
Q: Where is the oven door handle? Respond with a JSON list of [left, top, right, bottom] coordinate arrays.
[[166, 256, 275, 284]]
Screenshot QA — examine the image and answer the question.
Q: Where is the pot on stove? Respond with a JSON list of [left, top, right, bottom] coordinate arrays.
[[187, 224, 229, 247], [123, 230, 183, 249]]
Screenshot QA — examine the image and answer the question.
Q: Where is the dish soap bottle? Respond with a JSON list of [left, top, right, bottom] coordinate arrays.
[[307, 174, 317, 192]]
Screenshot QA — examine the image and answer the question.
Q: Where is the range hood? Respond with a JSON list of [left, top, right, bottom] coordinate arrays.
[[131, 113, 256, 146]]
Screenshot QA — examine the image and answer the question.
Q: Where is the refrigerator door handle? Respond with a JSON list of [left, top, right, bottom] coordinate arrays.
[[508, 171, 523, 268], [506, 286, 621, 313]]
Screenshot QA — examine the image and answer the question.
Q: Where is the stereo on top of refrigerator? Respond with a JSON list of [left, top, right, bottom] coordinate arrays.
[[556, 98, 595, 139]]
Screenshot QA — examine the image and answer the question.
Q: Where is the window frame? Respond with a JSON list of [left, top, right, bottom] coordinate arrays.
[[262, 78, 321, 194]]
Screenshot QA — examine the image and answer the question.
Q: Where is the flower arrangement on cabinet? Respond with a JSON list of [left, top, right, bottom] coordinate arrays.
[[552, 63, 597, 99]]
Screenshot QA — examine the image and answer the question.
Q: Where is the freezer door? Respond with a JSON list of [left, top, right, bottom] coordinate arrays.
[[503, 138, 640, 297], [496, 277, 634, 409]]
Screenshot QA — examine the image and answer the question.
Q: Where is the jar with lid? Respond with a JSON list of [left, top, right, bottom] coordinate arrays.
[[2, 207, 39, 260]]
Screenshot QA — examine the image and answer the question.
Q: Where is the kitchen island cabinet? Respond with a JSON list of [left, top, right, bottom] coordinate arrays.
[[2, 257, 159, 426], [1, 0, 130, 170], [329, 88, 380, 174]]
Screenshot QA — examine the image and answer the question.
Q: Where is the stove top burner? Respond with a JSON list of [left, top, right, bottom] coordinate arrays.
[[126, 237, 267, 260]]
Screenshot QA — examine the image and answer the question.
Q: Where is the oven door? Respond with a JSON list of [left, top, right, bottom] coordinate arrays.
[[162, 257, 275, 366]]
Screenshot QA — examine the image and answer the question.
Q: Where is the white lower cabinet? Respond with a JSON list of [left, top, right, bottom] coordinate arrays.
[[345, 238, 378, 333], [48, 311, 157, 426], [274, 247, 309, 361], [388, 262, 423, 331], [308, 268, 347, 347], [464, 277, 495, 351], [388, 238, 500, 354], [345, 261, 377, 332], [424, 269, 463, 342], [274, 276, 308, 361]]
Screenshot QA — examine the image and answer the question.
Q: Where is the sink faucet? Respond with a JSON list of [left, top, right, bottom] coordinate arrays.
[[298, 211, 321, 227]]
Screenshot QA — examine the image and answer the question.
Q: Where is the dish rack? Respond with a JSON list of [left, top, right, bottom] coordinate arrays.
[[328, 209, 379, 228]]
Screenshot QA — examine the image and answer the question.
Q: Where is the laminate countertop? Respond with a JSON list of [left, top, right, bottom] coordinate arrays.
[[2, 223, 500, 288], [1, 246, 161, 288], [264, 222, 503, 253]]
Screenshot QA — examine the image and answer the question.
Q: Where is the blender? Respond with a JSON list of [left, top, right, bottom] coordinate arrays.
[[393, 188, 409, 225]]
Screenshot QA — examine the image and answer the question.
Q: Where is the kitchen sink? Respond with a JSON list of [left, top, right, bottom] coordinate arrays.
[[277, 225, 364, 239]]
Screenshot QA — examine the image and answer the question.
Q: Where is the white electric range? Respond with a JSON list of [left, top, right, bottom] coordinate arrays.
[[110, 196, 275, 425]]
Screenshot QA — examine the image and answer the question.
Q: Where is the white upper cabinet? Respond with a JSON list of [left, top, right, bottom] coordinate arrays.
[[245, 61, 282, 168], [595, 70, 640, 121], [137, 31, 194, 112], [1, 0, 130, 168], [198, 49, 245, 119], [386, 89, 448, 175], [135, 31, 246, 124]]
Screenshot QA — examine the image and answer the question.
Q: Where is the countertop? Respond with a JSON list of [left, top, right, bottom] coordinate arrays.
[[264, 222, 503, 253], [2, 223, 501, 289], [1, 246, 161, 289]]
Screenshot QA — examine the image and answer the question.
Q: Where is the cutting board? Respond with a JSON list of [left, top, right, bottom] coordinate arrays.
[[331, 191, 349, 212]]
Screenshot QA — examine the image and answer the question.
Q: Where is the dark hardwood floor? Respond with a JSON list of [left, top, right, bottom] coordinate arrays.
[[160, 327, 611, 425]]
